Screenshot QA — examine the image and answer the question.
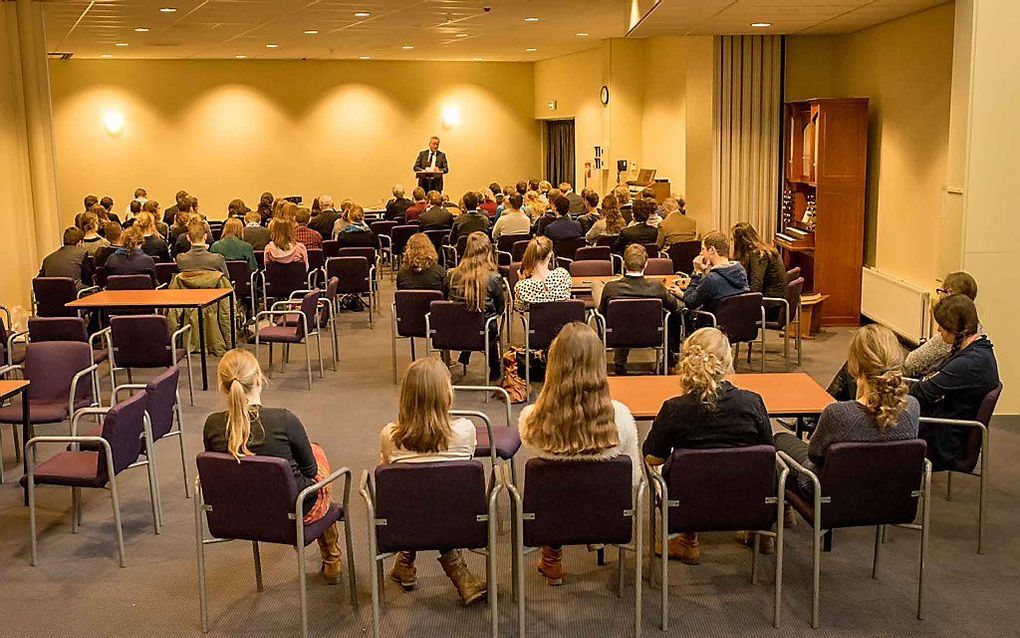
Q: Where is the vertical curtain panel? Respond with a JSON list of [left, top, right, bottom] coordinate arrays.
[[545, 119, 576, 188], [712, 35, 782, 240]]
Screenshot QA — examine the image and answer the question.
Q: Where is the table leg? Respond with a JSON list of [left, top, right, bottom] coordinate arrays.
[[21, 386, 31, 505], [795, 416, 804, 440], [198, 304, 208, 391], [229, 292, 236, 349]]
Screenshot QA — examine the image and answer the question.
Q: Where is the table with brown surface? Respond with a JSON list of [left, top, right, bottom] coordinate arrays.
[[67, 288, 235, 391], [0, 380, 31, 500], [570, 274, 682, 290]]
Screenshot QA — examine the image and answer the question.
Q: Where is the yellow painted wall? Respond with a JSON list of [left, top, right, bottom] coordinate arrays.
[[48, 60, 541, 225]]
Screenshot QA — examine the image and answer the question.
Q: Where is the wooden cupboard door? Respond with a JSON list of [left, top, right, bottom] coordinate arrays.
[[817, 102, 868, 183], [815, 184, 865, 325]]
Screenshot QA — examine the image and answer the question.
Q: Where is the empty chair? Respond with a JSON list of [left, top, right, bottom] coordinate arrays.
[[595, 298, 670, 375], [106, 273, 155, 290], [511, 240, 530, 263], [1, 307, 26, 367], [569, 260, 613, 277], [452, 387, 521, 485], [574, 245, 612, 263], [370, 220, 398, 264], [426, 301, 502, 387], [763, 276, 804, 371], [328, 256, 376, 325], [338, 247, 379, 286], [142, 367, 189, 498], [33, 277, 89, 318], [423, 229, 450, 259], [523, 300, 586, 387], [306, 248, 325, 286], [258, 260, 310, 309], [154, 262, 180, 288], [644, 257, 675, 276], [195, 453, 356, 638], [28, 316, 110, 396], [690, 292, 766, 372], [321, 238, 340, 259], [108, 314, 194, 405], [226, 259, 255, 316], [664, 240, 701, 275], [391, 290, 443, 384], [254, 289, 325, 390], [779, 440, 931, 628], [495, 233, 530, 265], [552, 236, 586, 265]]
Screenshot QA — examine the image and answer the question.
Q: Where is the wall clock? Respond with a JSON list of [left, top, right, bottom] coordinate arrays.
[[600, 85, 610, 105]]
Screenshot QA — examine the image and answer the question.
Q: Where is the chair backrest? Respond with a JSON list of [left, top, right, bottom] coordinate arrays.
[[507, 262, 523, 294], [321, 239, 340, 259], [110, 314, 174, 368], [197, 452, 301, 545], [666, 240, 702, 275], [327, 256, 371, 294], [664, 445, 777, 533], [208, 221, 224, 242], [144, 366, 180, 441], [570, 260, 613, 277], [32, 277, 78, 317], [714, 292, 764, 343], [424, 230, 449, 254], [94, 265, 109, 288], [306, 248, 325, 272], [497, 233, 530, 254], [154, 262, 180, 287], [370, 220, 398, 245], [374, 461, 489, 553], [511, 240, 530, 262], [641, 242, 660, 258], [605, 298, 664, 349], [391, 225, 419, 256], [254, 250, 265, 270], [296, 289, 321, 338], [595, 234, 619, 248], [816, 440, 927, 529], [28, 317, 88, 343], [553, 236, 586, 262], [454, 234, 469, 259], [338, 247, 376, 264], [265, 260, 308, 299], [575, 246, 611, 263], [955, 383, 1002, 472], [528, 300, 587, 350], [644, 257, 674, 276], [24, 341, 93, 405], [225, 260, 252, 295], [106, 274, 155, 290], [522, 456, 634, 547], [428, 300, 487, 351], [394, 290, 444, 338], [100, 390, 149, 479]]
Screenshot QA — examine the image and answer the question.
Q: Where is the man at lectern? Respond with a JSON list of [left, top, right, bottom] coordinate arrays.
[[413, 136, 449, 193]]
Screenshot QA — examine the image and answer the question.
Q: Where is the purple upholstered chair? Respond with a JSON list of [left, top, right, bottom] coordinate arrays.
[[306, 248, 325, 287], [574, 245, 612, 263], [254, 249, 265, 271], [391, 290, 443, 384], [255, 289, 325, 389], [426, 301, 501, 387], [510, 240, 530, 263], [338, 246, 379, 288], [154, 262, 180, 288], [360, 455, 500, 638], [663, 240, 701, 275], [23, 390, 160, 566], [451, 390, 519, 485], [523, 300, 586, 387], [553, 236, 586, 267], [644, 257, 675, 276], [108, 314, 193, 405], [778, 440, 931, 628], [495, 233, 530, 266], [327, 256, 376, 324], [28, 316, 111, 397], [690, 292, 765, 372], [321, 238, 340, 259], [647, 446, 787, 629], [33, 277, 94, 318], [390, 225, 419, 268], [277, 276, 340, 371], [764, 276, 805, 371], [569, 260, 613, 277], [258, 260, 311, 310], [225, 259, 255, 316], [595, 298, 669, 375], [195, 452, 356, 638], [507, 456, 646, 638], [106, 273, 154, 290]]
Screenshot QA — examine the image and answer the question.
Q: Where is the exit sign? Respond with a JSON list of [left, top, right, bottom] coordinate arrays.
[[547, 100, 557, 110]]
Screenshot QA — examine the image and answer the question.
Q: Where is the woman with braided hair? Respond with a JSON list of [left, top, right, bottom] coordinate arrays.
[[643, 327, 773, 564], [910, 293, 999, 471]]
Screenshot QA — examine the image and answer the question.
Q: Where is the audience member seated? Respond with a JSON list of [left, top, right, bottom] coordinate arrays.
[[336, 206, 375, 249], [227, 198, 250, 219], [105, 226, 157, 279], [614, 198, 659, 253], [210, 217, 257, 270], [142, 200, 171, 238], [381, 357, 486, 604], [597, 245, 682, 375], [255, 191, 274, 226], [443, 232, 504, 381], [518, 322, 641, 585], [168, 210, 192, 256], [538, 180, 552, 197], [576, 191, 601, 234], [243, 211, 271, 250], [396, 233, 446, 291], [94, 222, 123, 267], [265, 217, 309, 270], [404, 188, 428, 222], [385, 185, 413, 221], [542, 196, 584, 241], [643, 327, 774, 562], [910, 294, 1000, 471], [39, 226, 93, 290], [905, 272, 980, 377], [491, 194, 530, 241], [513, 237, 571, 312], [450, 192, 489, 245], [531, 199, 557, 237], [74, 194, 98, 229], [479, 188, 498, 218], [204, 349, 345, 583], [136, 211, 171, 262], [99, 196, 121, 225], [523, 190, 545, 221], [586, 195, 625, 243], [174, 208, 213, 256], [559, 181, 584, 215], [294, 207, 323, 250], [80, 211, 110, 256], [163, 189, 189, 227], [125, 187, 147, 219], [419, 190, 454, 231], [731, 222, 787, 319], [307, 195, 338, 237], [682, 231, 749, 315], [177, 217, 229, 276], [126, 199, 143, 225], [614, 185, 633, 222], [656, 197, 697, 248]]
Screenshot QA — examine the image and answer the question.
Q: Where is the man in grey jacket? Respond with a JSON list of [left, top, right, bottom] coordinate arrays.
[[39, 227, 94, 290], [176, 217, 228, 277]]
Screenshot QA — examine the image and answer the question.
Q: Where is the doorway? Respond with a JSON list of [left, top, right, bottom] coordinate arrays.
[[544, 119, 575, 187]]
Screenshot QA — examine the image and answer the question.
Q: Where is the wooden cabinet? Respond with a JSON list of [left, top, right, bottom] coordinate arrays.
[[776, 98, 868, 327]]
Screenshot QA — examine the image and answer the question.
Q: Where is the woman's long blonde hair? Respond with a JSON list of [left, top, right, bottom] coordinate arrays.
[[392, 357, 454, 453], [601, 195, 625, 235], [521, 322, 619, 455], [269, 219, 296, 250], [520, 236, 554, 278], [678, 327, 734, 406], [449, 232, 496, 312], [847, 324, 908, 430], [217, 349, 267, 461], [403, 233, 438, 273]]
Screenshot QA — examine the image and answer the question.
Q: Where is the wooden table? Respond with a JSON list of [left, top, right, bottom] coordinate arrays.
[[570, 274, 679, 289], [67, 288, 235, 390], [0, 380, 31, 500], [608, 372, 834, 420]]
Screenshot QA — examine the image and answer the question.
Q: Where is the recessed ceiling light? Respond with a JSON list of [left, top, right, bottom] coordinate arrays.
[[524, 17, 539, 22], [525, 47, 537, 52], [751, 22, 772, 28], [354, 12, 371, 17], [100, 54, 113, 58], [304, 30, 318, 34], [455, 33, 468, 38], [359, 56, 371, 60], [575, 32, 589, 37], [159, 7, 177, 13], [115, 42, 128, 47], [235, 55, 247, 59], [401, 45, 414, 50], [265, 43, 279, 48], [134, 27, 149, 32]]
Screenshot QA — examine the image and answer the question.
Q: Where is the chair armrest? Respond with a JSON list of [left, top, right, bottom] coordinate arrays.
[[27, 435, 111, 458], [453, 385, 512, 428], [89, 326, 111, 352], [171, 325, 191, 360], [295, 466, 353, 525], [112, 383, 148, 404], [76, 286, 100, 299], [0, 364, 24, 378], [287, 289, 314, 300], [272, 300, 303, 310], [451, 409, 498, 467], [7, 329, 28, 359], [254, 310, 310, 337], [918, 416, 986, 431], [68, 363, 100, 417], [776, 451, 821, 496], [71, 405, 111, 435]]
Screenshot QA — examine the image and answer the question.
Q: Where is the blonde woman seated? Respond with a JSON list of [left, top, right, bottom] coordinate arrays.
[[585, 195, 626, 243], [513, 237, 571, 312], [643, 327, 773, 564], [381, 357, 486, 606], [203, 349, 345, 582], [519, 322, 641, 585], [265, 218, 309, 269], [443, 232, 505, 381]]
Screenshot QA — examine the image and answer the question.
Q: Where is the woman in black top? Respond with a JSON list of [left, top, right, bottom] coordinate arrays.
[[397, 233, 446, 291], [643, 327, 773, 564], [911, 294, 1000, 471], [105, 227, 157, 280], [732, 222, 787, 319], [443, 231, 505, 381], [202, 349, 346, 583]]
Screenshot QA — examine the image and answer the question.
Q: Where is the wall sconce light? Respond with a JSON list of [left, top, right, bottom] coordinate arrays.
[[102, 110, 125, 136], [442, 105, 460, 129]]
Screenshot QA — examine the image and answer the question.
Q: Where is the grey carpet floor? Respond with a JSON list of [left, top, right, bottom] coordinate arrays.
[[1, 276, 1017, 637]]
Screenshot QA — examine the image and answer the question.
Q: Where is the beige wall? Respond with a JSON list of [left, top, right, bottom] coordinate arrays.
[[786, 4, 956, 288], [48, 60, 541, 225]]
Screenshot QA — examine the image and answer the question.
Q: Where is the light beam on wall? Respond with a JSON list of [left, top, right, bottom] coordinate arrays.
[[102, 109, 125, 136], [442, 105, 460, 129]]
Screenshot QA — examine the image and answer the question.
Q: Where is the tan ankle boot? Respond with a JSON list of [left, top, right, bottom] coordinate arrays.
[[438, 550, 487, 606], [536, 545, 563, 586], [317, 523, 344, 584], [389, 551, 418, 591]]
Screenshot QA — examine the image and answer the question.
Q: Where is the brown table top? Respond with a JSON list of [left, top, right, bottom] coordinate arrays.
[[66, 288, 232, 309], [0, 380, 30, 400], [608, 372, 834, 419], [571, 274, 682, 288]]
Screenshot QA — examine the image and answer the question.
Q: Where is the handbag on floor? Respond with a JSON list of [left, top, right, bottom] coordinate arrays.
[[501, 348, 529, 404]]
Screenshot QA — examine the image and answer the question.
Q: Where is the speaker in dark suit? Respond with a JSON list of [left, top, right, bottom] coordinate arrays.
[[413, 137, 449, 193]]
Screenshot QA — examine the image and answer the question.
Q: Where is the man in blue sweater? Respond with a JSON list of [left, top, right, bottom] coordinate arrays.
[[682, 230, 749, 313]]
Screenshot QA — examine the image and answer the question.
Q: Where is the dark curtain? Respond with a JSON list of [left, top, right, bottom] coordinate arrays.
[[545, 119, 575, 187]]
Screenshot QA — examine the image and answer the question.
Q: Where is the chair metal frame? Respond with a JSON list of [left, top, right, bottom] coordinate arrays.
[[762, 285, 804, 371], [325, 255, 378, 325], [425, 308, 502, 390], [108, 320, 194, 406], [254, 297, 326, 390], [284, 289, 340, 372]]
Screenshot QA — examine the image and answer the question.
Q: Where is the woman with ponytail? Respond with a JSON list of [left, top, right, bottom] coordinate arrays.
[[910, 294, 999, 470], [643, 327, 773, 564], [203, 349, 346, 583]]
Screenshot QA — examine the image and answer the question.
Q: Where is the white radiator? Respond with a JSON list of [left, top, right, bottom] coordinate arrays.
[[860, 267, 931, 344]]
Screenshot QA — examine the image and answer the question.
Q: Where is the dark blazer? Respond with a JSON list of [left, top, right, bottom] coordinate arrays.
[[141, 235, 171, 262], [105, 249, 157, 279], [413, 149, 449, 192], [39, 245, 93, 290], [243, 225, 271, 251], [385, 198, 413, 221], [451, 211, 489, 244], [598, 274, 680, 316], [397, 264, 446, 291], [615, 223, 659, 253], [419, 205, 454, 231], [308, 210, 340, 238]]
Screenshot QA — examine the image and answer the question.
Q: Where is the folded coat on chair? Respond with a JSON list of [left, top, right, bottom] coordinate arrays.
[[167, 270, 233, 356]]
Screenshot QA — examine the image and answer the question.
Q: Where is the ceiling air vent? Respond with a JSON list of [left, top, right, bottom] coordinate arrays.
[[47, 52, 73, 60]]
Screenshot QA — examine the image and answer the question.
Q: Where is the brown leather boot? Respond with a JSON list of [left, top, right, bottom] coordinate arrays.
[[655, 533, 700, 564], [536, 545, 563, 586], [389, 551, 418, 591], [438, 550, 487, 606], [317, 523, 343, 584]]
